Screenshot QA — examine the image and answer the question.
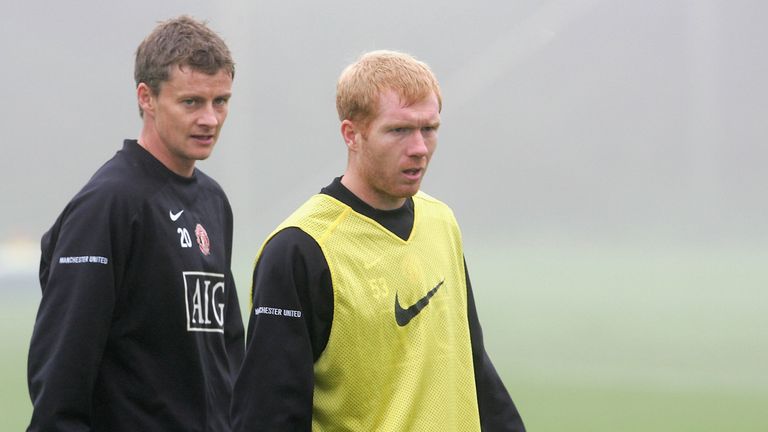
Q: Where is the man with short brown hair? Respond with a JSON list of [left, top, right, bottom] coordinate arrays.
[[28, 16, 244, 431]]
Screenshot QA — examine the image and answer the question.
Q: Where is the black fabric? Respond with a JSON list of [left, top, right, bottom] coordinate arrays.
[[233, 176, 524, 431], [28, 140, 244, 432], [321, 178, 415, 240]]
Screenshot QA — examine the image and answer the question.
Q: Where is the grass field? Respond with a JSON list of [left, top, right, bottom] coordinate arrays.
[[2, 282, 37, 431], [468, 239, 768, 431], [3, 239, 767, 431]]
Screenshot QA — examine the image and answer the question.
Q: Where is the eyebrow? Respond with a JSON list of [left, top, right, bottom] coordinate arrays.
[[389, 121, 440, 130], [176, 91, 232, 100]]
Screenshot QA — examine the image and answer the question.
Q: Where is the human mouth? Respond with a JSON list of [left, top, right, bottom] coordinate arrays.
[[402, 167, 423, 181], [191, 134, 215, 145]]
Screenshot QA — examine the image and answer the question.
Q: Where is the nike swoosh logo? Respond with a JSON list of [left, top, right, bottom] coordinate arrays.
[[394, 279, 444, 327], [169, 209, 184, 221]]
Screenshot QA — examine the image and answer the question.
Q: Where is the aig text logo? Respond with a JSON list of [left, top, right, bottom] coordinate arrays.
[[183, 271, 227, 333]]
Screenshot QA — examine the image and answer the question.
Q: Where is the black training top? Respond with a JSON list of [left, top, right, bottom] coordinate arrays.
[[232, 177, 525, 431], [28, 140, 244, 432]]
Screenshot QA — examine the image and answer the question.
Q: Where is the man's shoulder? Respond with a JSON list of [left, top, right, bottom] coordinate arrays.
[[82, 153, 159, 202], [43, 150, 145, 243], [192, 168, 227, 197], [284, 194, 347, 224], [57, 148, 166, 223], [414, 190, 453, 211], [266, 226, 318, 251], [258, 194, 344, 254], [414, 190, 461, 228]]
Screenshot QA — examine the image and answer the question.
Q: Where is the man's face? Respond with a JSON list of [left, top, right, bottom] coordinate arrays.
[[142, 66, 232, 175], [349, 90, 440, 210]]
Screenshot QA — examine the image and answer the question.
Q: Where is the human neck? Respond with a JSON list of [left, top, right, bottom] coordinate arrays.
[[340, 173, 405, 210]]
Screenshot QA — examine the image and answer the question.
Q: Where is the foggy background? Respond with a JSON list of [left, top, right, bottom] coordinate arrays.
[[2, 1, 766, 430]]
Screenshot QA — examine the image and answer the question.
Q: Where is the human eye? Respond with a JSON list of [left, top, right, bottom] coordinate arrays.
[[213, 96, 229, 106], [181, 98, 197, 107], [421, 125, 439, 136]]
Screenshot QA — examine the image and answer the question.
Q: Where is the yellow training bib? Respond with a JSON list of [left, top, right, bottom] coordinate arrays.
[[262, 192, 480, 431]]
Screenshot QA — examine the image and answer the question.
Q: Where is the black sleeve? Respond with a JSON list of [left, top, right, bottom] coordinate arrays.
[[466, 258, 526, 431], [223, 199, 245, 379], [232, 227, 333, 432], [27, 191, 127, 431], [224, 268, 245, 379]]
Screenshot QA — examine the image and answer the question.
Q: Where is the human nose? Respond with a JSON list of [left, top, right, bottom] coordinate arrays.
[[197, 103, 220, 128], [406, 130, 429, 158]]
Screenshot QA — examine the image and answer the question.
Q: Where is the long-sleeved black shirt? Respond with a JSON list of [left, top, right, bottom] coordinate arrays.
[[28, 140, 244, 431], [233, 177, 524, 431]]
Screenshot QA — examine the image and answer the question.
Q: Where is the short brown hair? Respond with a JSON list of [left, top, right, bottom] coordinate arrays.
[[134, 15, 234, 115], [336, 50, 442, 129]]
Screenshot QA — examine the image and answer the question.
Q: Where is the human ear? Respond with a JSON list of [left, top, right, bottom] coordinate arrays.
[[341, 119, 359, 151], [137, 83, 155, 116]]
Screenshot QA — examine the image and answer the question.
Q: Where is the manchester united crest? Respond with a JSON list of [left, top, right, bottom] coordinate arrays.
[[195, 223, 210, 256]]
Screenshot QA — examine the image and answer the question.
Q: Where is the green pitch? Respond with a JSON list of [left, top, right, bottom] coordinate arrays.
[[4, 240, 767, 431], [469, 240, 768, 431]]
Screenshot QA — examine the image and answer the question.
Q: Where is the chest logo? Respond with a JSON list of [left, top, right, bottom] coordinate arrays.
[[169, 209, 184, 221], [183, 271, 226, 333], [195, 223, 210, 256], [394, 279, 444, 326]]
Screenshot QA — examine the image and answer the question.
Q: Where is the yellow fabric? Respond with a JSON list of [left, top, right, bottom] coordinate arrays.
[[272, 192, 480, 431]]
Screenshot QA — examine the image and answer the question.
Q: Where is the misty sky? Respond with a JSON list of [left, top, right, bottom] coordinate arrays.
[[2, 0, 766, 269]]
